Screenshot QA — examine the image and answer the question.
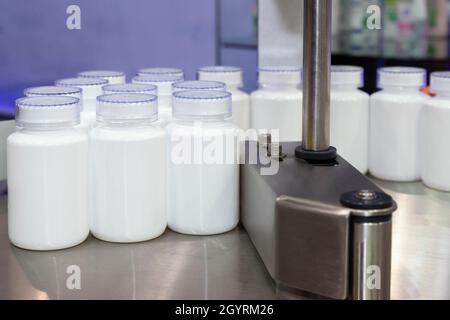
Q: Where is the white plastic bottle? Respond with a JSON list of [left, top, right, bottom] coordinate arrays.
[[250, 67, 303, 142], [330, 66, 369, 173], [55, 77, 108, 131], [78, 70, 126, 85], [420, 72, 450, 191], [102, 83, 158, 95], [90, 93, 167, 242], [7, 96, 89, 250], [369, 67, 428, 182], [138, 67, 184, 79], [198, 66, 250, 130], [0, 120, 15, 193], [132, 74, 183, 123], [167, 90, 239, 235]]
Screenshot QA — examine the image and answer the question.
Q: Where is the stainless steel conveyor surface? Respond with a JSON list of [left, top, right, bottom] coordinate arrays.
[[0, 179, 448, 300]]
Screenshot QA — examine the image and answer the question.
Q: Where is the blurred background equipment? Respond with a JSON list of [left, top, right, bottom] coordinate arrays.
[[2, 0, 450, 118]]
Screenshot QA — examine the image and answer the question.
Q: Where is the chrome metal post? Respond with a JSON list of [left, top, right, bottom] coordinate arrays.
[[341, 190, 396, 300], [352, 216, 392, 300], [302, 0, 331, 151]]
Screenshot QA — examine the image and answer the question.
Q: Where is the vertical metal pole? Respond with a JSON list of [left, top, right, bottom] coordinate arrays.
[[302, 0, 331, 152], [342, 190, 396, 300], [352, 217, 392, 300]]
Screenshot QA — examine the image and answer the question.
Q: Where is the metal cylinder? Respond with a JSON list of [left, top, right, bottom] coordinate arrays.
[[351, 215, 393, 300], [341, 190, 396, 300], [302, 0, 331, 151]]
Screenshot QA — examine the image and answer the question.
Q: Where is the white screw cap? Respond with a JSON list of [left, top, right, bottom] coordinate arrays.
[[15, 96, 80, 128]]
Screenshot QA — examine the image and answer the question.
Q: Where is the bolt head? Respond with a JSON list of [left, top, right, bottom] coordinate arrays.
[[355, 190, 378, 201]]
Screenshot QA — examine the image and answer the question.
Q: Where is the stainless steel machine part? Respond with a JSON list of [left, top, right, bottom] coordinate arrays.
[[352, 215, 392, 300], [342, 190, 396, 299], [240, 0, 396, 300], [241, 141, 396, 299], [0, 186, 448, 300]]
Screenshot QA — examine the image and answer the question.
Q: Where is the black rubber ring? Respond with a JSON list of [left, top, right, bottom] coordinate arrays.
[[295, 145, 337, 161]]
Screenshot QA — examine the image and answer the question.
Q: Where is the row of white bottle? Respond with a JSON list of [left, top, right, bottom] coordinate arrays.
[[371, 68, 450, 192], [250, 65, 450, 192], [369, 67, 450, 192], [8, 65, 450, 251], [6, 64, 368, 252], [8, 67, 245, 250], [132, 66, 251, 130]]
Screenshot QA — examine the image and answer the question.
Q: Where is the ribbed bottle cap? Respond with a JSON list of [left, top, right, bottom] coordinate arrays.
[[430, 72, 450, 93], [377, 67, 426, 89], [258, 66, 302, 85], [24, 86, 82, 99], [198, 66, 243, 87], [102, 83, 158, 95], [173, 90, 231, 120], [132, 74, 183, 96], [172, 80, 227, 93], [331, 65, 364, 88], [138, 67, 184, 79], [55, 77, 108, 101], [78, 70, 126, 85], [15, 96, 80, 128], [96, 93, 158, 122]]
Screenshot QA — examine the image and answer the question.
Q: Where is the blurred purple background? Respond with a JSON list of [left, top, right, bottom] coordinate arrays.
[[0, 0, 219, 118]]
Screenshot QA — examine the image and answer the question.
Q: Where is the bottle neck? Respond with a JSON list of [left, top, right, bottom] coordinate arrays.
[[18, 124, 77, 133], [98, 118, 157, 128], [226, 84, 241, 91], [331, 84, 359, 91], [83, 99, 97, 112], [381, 86, 422, 93], [158, 95, 172, 107], [173, 115, 228, 124], [259, 83, 301, 90]]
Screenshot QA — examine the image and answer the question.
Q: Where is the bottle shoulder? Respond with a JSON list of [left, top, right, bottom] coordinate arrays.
[[230, 89, 250, 100], [167, 121, 237, 136], [8, 129, 88, 146], [370, 90, 429, 103], [251, 88, 302, 99], [331, 89, 369, 102], [90, 124, 166, 141], [425, 96, 450, 110]]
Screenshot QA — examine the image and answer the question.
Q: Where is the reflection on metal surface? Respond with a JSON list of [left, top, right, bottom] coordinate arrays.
[[0, 177, 449, 300], [373, 179, 450, 300], [0, 211, 275, 299]]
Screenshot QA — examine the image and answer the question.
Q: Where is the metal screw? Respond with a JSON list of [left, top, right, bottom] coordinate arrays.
[[355, 190, 378, 201]]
